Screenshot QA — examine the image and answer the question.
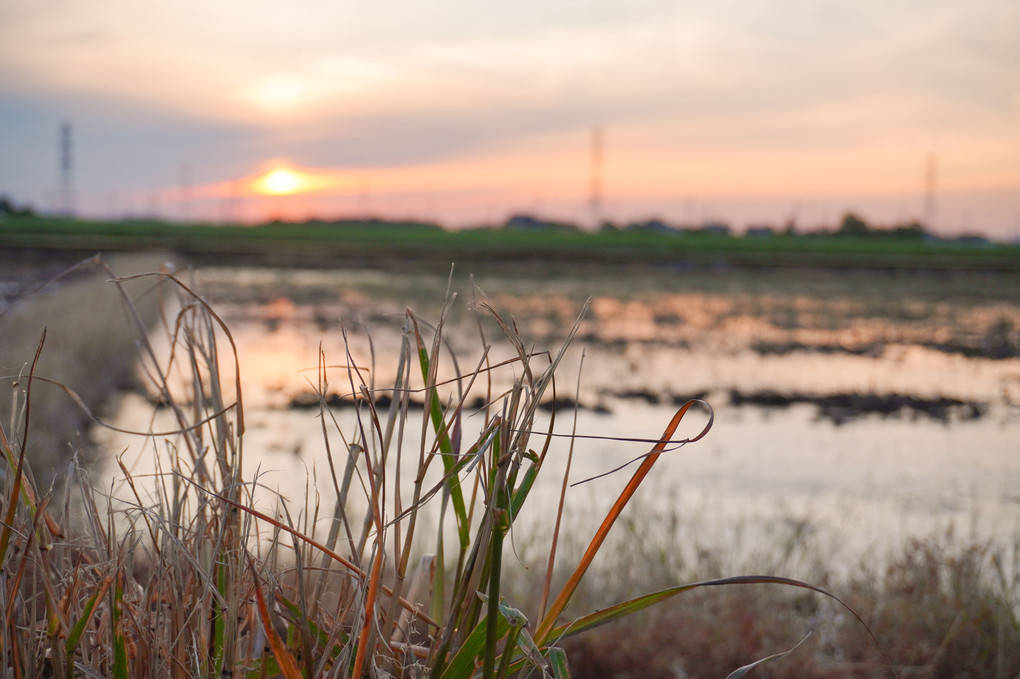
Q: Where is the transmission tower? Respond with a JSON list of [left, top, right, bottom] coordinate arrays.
[[59, 122, 74, 216], [923, 153, 937, 230]]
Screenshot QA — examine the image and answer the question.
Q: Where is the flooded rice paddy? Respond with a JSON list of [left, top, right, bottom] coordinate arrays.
[[98, 264, 1020, 571]]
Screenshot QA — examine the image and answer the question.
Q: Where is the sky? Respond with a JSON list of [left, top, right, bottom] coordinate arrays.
[[1, 0, 1019, 238]]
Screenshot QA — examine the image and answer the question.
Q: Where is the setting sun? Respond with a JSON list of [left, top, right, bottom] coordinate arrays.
[[240, 164, 359, 219], [254, 168, 304, 195]]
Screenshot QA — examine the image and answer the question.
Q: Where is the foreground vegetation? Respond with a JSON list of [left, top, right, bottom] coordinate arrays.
[[1, 260, 1017, 677], [552, 526, 1020, 678]]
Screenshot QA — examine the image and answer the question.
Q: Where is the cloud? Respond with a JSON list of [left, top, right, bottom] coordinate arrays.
[[1, 0, 1017, 226], [4, 1, 1015, 134]]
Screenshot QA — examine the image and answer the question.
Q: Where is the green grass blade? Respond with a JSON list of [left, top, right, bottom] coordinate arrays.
[[547, 647, 572, 679], [483, 506, 510, 679], [437, 610, 511, 679], [213, 563, 228, 672], [547, 587, 682, 641], [111, 574, 129, 679], [433, 511, 447, 627], [500, 603, 545, 673], [277, 593, 347, 652], [64, 575, 112, 658], [412, 319, 470, 549], [547, 575, 872, 645], [508, 451, 540, 520], [495, 625, 522, 679]]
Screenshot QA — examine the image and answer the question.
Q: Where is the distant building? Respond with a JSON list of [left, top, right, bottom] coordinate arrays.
[[952, 234, 993, 247], [503, 213, 580, 232], [698, 221, 732, 237], [745, 225, 776, 238], [624, 219, 679, 235]]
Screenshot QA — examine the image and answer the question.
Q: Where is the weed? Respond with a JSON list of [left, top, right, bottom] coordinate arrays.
[[1, 260, 898, 677]]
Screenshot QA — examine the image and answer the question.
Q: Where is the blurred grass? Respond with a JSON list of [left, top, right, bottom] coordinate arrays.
[[559, 533, 1020, 678], [0, 253, 166, 487], [502, 492, 1020, 677]]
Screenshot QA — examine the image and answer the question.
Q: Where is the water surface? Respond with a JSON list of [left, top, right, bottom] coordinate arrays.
[[99, 264, 1020, 575]]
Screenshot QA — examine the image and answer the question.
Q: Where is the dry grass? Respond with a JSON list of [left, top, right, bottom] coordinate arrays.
[[2, 258, 1006, 678], [559, 533, 1019, 678]]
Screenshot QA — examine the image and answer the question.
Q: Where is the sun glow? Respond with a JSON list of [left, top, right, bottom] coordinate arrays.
[[254, 168, 305, 195]]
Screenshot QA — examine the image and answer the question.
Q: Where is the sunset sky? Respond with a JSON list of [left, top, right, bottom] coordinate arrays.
[[1, 0, 1018, 237]]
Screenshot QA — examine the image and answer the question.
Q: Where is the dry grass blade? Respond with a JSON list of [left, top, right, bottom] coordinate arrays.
[[176, 472, 437, 628], [0, 329, 46, 567], [535, 399, 713, 643], [540, 349, 585, 622], [725, 632, 811, 679], [113, 269, 245, 437]]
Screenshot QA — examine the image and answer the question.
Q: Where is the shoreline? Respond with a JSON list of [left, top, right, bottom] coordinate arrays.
[[0, 253, 166, 485], [3, 213, 1020, 274]]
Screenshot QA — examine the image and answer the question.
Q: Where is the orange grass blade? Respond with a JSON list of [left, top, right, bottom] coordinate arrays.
[[249, 559, 303, 679], [535, 400, 713, 643], [350, 546, 385, 679]]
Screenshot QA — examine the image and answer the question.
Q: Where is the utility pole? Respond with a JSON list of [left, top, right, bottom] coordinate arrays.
[[180, 163, 192, 222], [358, 177, 371, 217], [589, 126, 603, 229], [59, 122, 74, 217]]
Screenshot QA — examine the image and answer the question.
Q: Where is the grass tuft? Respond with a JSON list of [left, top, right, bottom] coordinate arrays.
[[3, 258, 1001, 677]]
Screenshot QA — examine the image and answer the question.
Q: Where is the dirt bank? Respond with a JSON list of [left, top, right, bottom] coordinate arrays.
[[0, 253, 171, 486]]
